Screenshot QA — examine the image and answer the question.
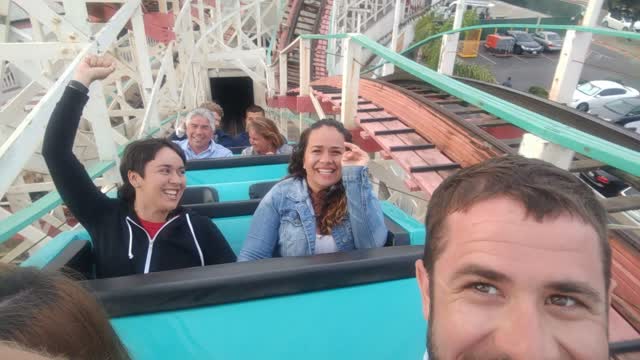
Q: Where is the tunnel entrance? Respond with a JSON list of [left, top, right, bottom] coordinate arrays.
[[210, 76, 254, 135]]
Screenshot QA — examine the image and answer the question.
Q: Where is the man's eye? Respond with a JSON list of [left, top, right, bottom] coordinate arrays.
[[471, 283, 498, 295], [547, 295, 578, 307]]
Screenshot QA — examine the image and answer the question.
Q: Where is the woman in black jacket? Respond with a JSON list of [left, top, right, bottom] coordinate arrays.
[[42, 55, 236, 278]]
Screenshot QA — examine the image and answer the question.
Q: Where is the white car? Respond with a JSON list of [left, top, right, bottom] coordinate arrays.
[[571, 80, 640, 112], [601, 11, 638, 31]]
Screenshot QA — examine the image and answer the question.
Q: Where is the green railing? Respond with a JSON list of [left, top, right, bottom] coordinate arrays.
[[299, 29, 640, 177]]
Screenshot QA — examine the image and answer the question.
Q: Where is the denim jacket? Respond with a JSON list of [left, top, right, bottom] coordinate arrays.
[[238, 166, 387, 261]]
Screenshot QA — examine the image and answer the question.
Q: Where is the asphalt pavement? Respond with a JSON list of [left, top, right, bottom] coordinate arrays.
[[459, 41, 640, 94]]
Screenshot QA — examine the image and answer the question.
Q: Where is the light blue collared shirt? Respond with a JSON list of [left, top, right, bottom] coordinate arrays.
[[173, 139, 233, 160]]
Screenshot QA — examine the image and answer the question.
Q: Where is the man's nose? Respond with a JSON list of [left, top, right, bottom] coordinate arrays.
[[493, 300, 561, 360]]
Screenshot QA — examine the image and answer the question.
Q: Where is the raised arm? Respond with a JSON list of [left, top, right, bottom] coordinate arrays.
[[238, 188, 282, 261], [341, 143, 387, 249], [42, 56, 116, 227]]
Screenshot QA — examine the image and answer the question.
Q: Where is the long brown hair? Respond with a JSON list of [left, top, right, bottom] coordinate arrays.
[[0, 264, 131, 360], [246, 118, 285, 151], [288, 119, 352, 235]]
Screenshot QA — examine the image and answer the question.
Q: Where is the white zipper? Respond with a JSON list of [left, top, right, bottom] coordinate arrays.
[[126, 215, 180, 274]]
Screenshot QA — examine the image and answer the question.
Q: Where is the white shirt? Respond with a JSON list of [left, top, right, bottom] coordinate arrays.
[[315, 234, 338, 254]]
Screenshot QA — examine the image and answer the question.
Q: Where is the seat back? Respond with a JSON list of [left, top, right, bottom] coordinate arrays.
[[42, 239, 94, 279], [180, 186, 219, 206], [248, 180, 280, 199]]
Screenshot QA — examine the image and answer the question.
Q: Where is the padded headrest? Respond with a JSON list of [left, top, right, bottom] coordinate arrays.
[[248, 180, 279, 199], [180, 186, 219, 206]]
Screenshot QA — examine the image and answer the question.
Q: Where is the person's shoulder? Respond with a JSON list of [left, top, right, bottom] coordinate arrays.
[[214, 143, 233, 155], [269, 177, 304, 199], [173, 138, 188, 147], [241, 146, 254, 155]]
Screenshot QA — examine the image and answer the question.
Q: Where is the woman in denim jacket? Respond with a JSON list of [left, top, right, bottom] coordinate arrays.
[[239, 119, 387, 261]]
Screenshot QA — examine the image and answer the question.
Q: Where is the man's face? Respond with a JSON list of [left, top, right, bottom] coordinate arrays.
[[246, 111, 264, 125], [186, 115, 213, 152], [415, 197, 609, 360]]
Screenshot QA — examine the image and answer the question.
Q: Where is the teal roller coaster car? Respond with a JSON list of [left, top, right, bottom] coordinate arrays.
[[22, 154, 429, 359]]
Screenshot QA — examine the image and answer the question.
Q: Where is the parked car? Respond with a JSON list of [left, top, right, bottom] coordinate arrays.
[[617, 117, 640, 134], [620, 187, 640, 223], [532, 31, 563, 51], [588, 97, 640, 121], [579, 169, 628, 198], [601, 11, 637, 31], [505, 30, 543, 55], [570, 80, 640, 112]]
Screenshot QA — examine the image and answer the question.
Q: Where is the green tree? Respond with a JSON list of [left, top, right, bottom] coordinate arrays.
[[528, 86, 549, 98], [413, 10, 495, 83], [454, 62, 496, 83]]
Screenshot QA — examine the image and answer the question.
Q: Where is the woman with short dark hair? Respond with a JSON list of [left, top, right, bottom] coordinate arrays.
[[0, 264, 130, 360], [42, 55, 236, 278], [239, 119, 387, 261]]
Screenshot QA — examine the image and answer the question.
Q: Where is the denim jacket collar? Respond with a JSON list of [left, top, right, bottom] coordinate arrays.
[[284, 176, 310, 203]]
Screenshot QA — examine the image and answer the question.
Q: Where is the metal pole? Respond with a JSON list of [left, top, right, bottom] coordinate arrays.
[[437, 0, 464, 75]]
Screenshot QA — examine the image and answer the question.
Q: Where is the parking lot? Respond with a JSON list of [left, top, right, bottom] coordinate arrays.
[[460, 39, 640, 94]]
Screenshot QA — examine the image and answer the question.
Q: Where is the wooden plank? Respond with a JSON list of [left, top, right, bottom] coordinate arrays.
[[360, 116, 445, 195]]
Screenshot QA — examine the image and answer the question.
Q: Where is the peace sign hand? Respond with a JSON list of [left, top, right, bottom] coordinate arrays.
[[73, 55, 116, 87], [342, 142, 369, 167]]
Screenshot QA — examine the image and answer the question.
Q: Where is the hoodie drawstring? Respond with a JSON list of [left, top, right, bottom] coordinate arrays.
[[185, 213, 205, 266], [126, 220, 134, 259]]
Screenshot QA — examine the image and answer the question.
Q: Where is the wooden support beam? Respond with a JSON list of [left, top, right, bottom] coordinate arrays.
[[340, 38, 361, 129]]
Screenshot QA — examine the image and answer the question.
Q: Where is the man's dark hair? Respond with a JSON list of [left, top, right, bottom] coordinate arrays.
[[422, 155, 611, 290], [117, 138, 186, 205], [246, 104, 265, 115]]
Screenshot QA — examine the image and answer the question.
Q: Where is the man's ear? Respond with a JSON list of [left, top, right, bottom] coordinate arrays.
[[415, 259, 431, 321]]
